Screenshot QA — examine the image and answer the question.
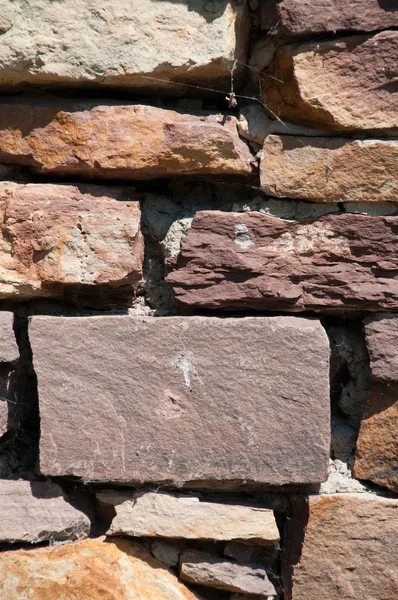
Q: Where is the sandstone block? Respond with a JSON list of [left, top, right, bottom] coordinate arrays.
[[364, 315, 398, 381], [0, 0, 248, 92], [0, 479, 90, 543], [264, 31, 398, 132], [261, 136, 398, 202], [0, 536, 200, 600], [97, 491, 279, 544], [283, 494, 398, 600], [30, 315, 330, 486], [0, 312, 18, 362], [354, 383, 398, 493], [180, 549, 276, 596], [260, 0, 398, 34], [0, 182, 143, 302], [167, 211, 398, 312], [0, 102, 254, 179]]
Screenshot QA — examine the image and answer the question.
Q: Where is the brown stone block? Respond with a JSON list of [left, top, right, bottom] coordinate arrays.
[[167, 211, 398, 312], [0, 182, 143, 302], [264, 31, 398, 132], [29, 315, 330, 486], [282, 493, 398, 600], [354, 383, 398, 493], [0, 102, 254, 179], [364, 314, 398, 382], [261, 136, 398, 202]]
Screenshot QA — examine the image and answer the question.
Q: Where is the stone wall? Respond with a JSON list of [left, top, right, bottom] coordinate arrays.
[[0, 1, 397, 598]]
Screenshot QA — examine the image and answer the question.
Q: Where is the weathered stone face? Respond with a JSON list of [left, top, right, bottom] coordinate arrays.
[[364, 315, 398, 382], [0, 182, 143, 301], [0, 536, 201, 600], [264, 31, 398, 132], [0, 0, 248, 92], [0, 479, 90, 543], [261, 136, 398, 202], [97, 491, 279, 544], [354, 383, 398, 493], [30, 315, 330, 486], [283, 494, 398, 600], [180, 549, 277, 596], [167, 211, 398, 312], [0, 102, 254, 179], [259, 0, 398, 34], [0, 312, 18, 362]]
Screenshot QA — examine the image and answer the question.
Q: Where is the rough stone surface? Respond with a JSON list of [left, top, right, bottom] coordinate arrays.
[[0, 0, 248, 92], [260, 0, 398, 34], [0, 182, 143, 301], [180, 549, 276, 596], [0, 101, 254, 179], [97, 491, 279, 544], [283, 494, 398, 600], [364, 314, 398, 381], [264, 31, 398, 132], [0, 312, 18, 362], [261, 136, 398, 202], [30, 315, 330, 486], [0, 479, 90, 543], [224, 542, 278, 569], [151, 540, 186, 569], [354, 383, 398, 493], [168, 211, 398, 312], [0, 536, 200, 600]]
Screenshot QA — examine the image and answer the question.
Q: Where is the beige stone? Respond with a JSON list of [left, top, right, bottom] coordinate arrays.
[[261, 136, 398, 202], [0, 102, 254, 179], [0, 479, 90, 543], [0, 182, 143, 301], [0, 536, 200, 600], [0, 312, 18, 362], [0, 0, 248, 92], [265, 31, 398, 132], [98, 491, 279, 544]]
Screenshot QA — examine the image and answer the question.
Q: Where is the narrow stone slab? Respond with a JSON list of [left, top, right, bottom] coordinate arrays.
[[264, 31, 398, 132], [0, 312, 18, 362], [282, 494, 398, 600], [167, 211, 398, 312], [0, 182, 143, 301], [364, 315, 398, 382], [30, 315, 330, 486], [0, 0, 248, 92], [354, 383, 398, 493], [180, 549, 276, 596], [0, 536, 200, 600], [261, 136, 398, 202], [0, 479, 90, 543], [0, 102, 254, 179], [259, 0, 398, 34], [97, 491, 279, 544]]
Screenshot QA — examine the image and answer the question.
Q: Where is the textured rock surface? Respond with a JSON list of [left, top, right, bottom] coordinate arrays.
[[259, 0, 398, 34], [0, 182, 143, 301], [364, 315, 398, 381], [261, 136, 398, 202], [0, 312, 18, 362], [30, 315, 330, 486], [283, 494, 398, 600], [354, 383, 398, 493], [0, 536, 200, 600], [264, 31, 398, 132], [168, 211, 398, 312], [0, 101, 254, 179], [0, 0, 248, 92], [180, 549, 276, 596], [0, 479, 90, 543], [98, 491, 279, 544]]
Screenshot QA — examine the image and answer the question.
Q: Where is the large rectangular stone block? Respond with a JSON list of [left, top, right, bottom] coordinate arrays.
[[0, 0, 248, 92], [0, 182, 143, 302], [30, 316, 330, 486], [167, 211, 398, 312], [0, 102, 254, 179]]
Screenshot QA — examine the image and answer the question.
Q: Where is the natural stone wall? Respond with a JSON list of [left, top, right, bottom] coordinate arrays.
[[0, 1, 397, 599]]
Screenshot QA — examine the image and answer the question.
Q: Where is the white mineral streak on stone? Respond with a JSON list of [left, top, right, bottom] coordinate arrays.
[[234, 223, 253, 249], [97, 491, 280, 544]]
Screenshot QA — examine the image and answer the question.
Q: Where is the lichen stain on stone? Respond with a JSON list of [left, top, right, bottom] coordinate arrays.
[[172, 351, 203, 388]]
